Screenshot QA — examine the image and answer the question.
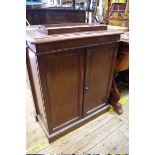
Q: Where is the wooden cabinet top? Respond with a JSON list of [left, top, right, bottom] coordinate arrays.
[[26, 24, 123, 54], [26, 24, 123, 44]]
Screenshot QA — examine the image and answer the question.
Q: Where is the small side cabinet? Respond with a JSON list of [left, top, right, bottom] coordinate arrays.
[[26, 24, 121, 142]]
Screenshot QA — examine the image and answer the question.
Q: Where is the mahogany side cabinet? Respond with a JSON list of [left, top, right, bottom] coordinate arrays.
[[26, 24, 122, 143]]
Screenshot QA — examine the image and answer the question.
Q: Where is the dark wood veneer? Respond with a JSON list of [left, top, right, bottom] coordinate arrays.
[[26, 8, 86, 25], [26, 24, 121, 142]]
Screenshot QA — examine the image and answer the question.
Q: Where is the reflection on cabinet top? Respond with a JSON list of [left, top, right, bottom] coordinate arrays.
[[26, 24, 122, 44]]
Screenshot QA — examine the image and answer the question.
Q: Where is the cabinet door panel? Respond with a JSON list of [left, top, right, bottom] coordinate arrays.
[[38, 49, 84, 133], [84, 43, 117, 115]]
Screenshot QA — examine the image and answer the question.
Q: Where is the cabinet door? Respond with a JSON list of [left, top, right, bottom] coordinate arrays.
[[38, 49, 84, 133], [83, 43, 118, 116]]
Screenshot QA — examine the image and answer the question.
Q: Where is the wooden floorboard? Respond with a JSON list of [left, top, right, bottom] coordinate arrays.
[[86, 125, 127, 153], [108, 137, 129, 154], [26, 76, 129, 154], [39, 113, 115, 154], [62, 117, 123, 154]]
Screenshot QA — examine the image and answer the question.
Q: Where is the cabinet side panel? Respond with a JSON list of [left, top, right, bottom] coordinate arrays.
[[28, 48, 49, 131], [26, 48, 39, 116]]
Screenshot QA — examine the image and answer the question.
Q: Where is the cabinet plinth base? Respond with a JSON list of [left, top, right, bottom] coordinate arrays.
[[37, 104, 110, 143]]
